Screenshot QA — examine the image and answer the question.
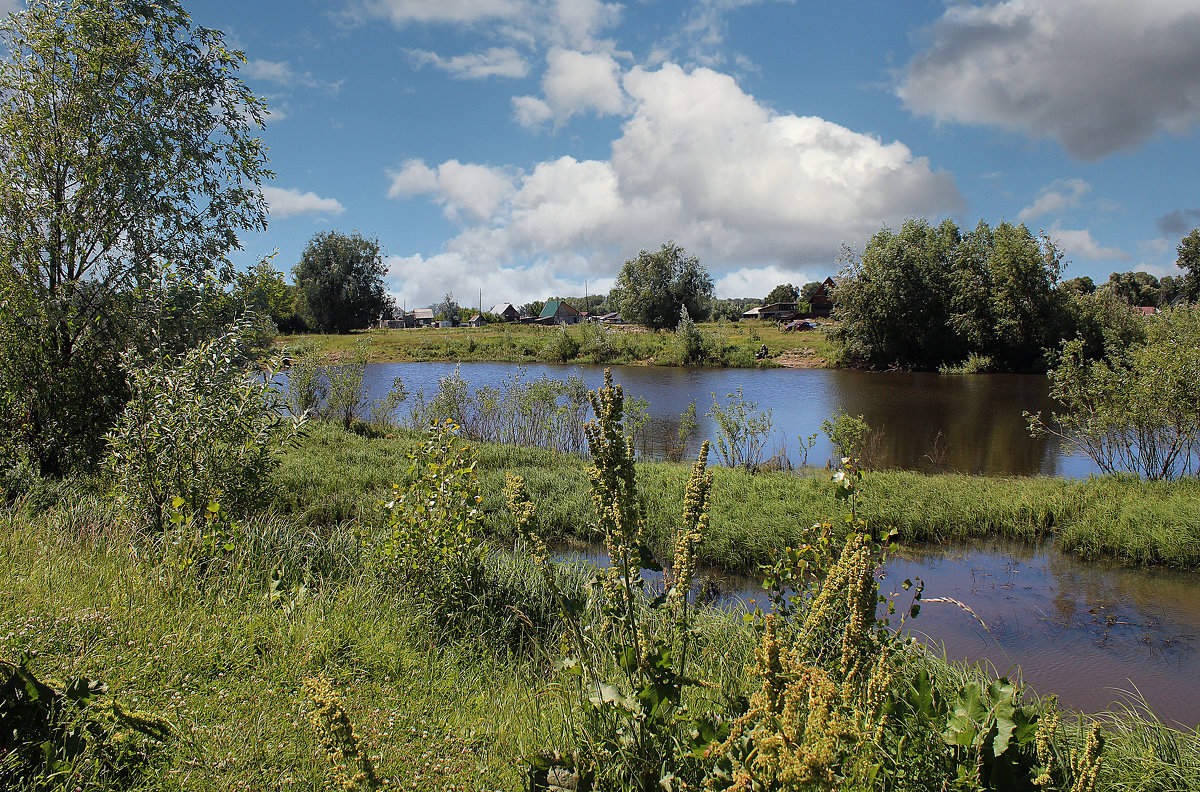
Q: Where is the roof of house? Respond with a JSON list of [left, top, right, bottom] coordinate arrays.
[[489, 303, 517, 316], [760, 302, 798, 313], [741, 306, 762, 316], [540, 300, 580, 318], [413, 308, 434, 320]]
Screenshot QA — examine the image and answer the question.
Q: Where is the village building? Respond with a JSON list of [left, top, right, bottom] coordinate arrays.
[[809, 277, 837, 317], [489, 303, 521, 322], [539, 300, 582, 325]]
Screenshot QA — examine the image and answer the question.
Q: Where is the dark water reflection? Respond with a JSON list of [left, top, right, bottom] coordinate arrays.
[[557, 540, 1200, 728], [362, 362, 1094, 476]]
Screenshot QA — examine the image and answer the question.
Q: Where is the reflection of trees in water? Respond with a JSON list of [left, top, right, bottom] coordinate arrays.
[[827, 372, 1058, 475]]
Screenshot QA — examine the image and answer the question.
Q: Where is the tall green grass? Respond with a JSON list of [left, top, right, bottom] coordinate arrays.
[[274, 422, 1200, 571]]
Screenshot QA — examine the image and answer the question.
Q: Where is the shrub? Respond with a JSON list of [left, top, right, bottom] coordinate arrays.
[[541, 325, 581, 362], [708, 386, 773, 469], [105, 326, 305, 529], [282, 341, 328, 418], [675, 306, 710, 364], [373, 420, 482, 622], [821, 408, 871, 464], [1028, 307, 1200, 480]]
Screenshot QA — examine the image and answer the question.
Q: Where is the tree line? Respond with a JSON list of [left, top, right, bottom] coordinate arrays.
[[830, 218, 1200, 373]]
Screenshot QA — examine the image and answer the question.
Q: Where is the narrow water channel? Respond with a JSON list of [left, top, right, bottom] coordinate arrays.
[[556, 540, 1200, 728]]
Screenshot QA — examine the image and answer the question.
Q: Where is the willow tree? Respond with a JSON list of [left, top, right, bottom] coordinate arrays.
[[0, 0, 271, 475]]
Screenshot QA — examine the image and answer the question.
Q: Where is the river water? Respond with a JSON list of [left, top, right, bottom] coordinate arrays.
[[360, 361, 1095, 476], [559, 540, 1200, 728]]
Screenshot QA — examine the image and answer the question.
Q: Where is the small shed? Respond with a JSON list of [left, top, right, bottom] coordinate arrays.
[[412, 308, 435, 326], [758, 302, 799, 321], [539, 300, 582, 325], [467, 314, 486, 327], [741, 306, 762, 320]]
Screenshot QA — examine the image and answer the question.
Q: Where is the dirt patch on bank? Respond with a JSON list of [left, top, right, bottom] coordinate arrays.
[[775, 348, 828, 368]]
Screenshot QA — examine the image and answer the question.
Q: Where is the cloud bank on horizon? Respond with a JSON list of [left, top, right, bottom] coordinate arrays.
[[208, 0, 1200, 307]]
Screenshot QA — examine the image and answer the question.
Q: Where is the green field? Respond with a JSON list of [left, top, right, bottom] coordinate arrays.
[[275, 319, 840, 369]]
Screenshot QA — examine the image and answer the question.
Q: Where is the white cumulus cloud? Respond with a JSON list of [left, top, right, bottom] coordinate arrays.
[[262, 187, 345, 219], [514, 48, 627, 127], [900, 1, 1200, 159], [244, 59, 341, 93], [388, 159, 517, 222], [355, 0, 524, 25], [1047, 224, 1129, 262], [388, 62, 964, 306]]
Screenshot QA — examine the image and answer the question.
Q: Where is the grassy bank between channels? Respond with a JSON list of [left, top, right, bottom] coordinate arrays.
[[275, 421, 1200, 571], [275, 319, 839, 369]]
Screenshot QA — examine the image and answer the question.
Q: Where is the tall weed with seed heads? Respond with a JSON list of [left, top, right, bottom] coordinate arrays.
[[510, 370, 723, 790]]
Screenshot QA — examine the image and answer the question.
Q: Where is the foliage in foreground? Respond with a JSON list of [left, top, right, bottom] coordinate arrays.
[[509, 372, 720, 789], [6, 370, 1200, 790]]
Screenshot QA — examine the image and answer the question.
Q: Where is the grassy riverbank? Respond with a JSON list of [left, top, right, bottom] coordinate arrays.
[[275, 319, 838, 368], [4, 423, 1200, 790], [275, 422, 1200, 571]]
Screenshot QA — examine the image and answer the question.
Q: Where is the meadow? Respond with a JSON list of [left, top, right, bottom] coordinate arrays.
[[276, 319, 839, 369]]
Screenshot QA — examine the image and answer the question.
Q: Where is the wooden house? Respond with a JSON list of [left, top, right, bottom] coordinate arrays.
[[489, 303, 520, 322], [539, 300, 582, 325]]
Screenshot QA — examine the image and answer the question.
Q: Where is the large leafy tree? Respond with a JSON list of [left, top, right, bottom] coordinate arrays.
[[832, 219, 1064, 372], [832, 218, 962, 369], [293, 230, 391, 333], [0, 0, 270, 475], [762, 283, 798, 305], [611, 241, 714, 330]]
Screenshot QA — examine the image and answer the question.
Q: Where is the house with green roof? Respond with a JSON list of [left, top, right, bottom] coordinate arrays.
[[539, 300, 582, 325]]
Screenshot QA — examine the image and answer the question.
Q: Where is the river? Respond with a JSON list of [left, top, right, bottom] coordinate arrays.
[[558, 539, 1200, 728], [359, 361, 1096, 476]]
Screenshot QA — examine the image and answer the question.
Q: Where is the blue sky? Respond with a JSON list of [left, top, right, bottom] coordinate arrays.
[[177, 0, 1200, 308]]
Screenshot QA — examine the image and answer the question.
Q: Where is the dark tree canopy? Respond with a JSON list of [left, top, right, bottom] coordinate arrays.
[[293, 231, 391, 334], [763, 283, 799, 305], [0, 0, 270, 475], [832, 219, 1066, 372], [611, 242, 714, 330], [1177, 228, 1200, 301]]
